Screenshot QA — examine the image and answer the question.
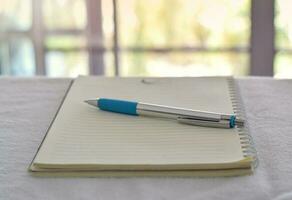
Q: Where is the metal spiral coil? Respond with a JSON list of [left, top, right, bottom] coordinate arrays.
[[227, 77, 258, 169]]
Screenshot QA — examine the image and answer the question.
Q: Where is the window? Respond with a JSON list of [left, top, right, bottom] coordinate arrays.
[[274, 0, 292, 78], [118, 0, 250, 76], [0, 0, 35, 75], [0, 0, 291, 77]]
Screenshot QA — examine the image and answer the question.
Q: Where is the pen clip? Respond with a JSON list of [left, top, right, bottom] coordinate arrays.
[[177, 116, 231, 128]]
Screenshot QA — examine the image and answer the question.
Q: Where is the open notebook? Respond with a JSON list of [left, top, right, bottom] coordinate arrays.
[[30, 76, 257, 177]]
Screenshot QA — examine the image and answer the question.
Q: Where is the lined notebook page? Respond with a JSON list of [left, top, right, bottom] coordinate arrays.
[[34, 76, 244, 168]]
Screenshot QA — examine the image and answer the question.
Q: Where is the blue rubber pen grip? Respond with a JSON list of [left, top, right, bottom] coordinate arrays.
[[98, 98, 138, 115]]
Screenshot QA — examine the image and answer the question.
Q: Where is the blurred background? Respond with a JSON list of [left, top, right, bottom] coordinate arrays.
[[0, 0, 291, 78]]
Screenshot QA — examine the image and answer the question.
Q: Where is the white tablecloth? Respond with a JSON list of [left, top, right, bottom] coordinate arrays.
[[1, 77, 292, 200]]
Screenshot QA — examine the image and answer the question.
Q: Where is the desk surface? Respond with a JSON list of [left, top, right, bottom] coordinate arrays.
[[1, 77, 292, 200]]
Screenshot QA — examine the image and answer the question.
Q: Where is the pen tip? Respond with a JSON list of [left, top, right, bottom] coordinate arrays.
[[84, 99, 98, 107]]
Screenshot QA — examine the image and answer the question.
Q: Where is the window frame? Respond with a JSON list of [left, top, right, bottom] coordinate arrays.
[[250, 0, 275, 76]]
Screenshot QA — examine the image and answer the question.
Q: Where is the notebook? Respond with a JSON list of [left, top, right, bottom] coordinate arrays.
[[29, 76, 257, 177]]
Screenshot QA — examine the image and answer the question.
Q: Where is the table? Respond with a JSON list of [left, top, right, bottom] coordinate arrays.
[[1, 77, 292, 200]]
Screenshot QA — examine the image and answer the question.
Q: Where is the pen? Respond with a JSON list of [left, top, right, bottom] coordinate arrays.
[[84, 98, 244, 128]]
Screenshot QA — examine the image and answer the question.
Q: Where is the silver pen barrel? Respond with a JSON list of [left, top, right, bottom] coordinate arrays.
[[136, 102, 228, 121]]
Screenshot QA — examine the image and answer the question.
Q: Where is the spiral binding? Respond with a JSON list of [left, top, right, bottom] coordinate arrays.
[[227, 77, 258, 169]]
